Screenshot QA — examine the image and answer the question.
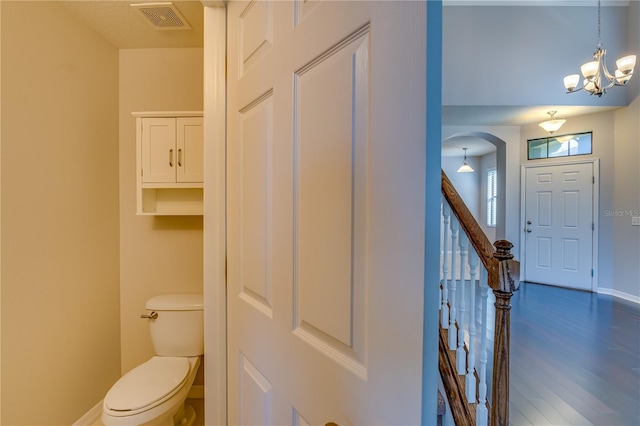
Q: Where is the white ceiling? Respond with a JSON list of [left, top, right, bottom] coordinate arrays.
[[57, 1, 630, 157], [60, 1, 204, 49], [441, 136, 497, 157], [58, 0, 630, 51]]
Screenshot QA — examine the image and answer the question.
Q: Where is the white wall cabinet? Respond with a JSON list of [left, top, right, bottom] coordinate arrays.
[[134, 112, 203, 215]]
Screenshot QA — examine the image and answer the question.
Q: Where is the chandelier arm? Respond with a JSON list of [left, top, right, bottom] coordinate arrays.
[[602, 79, 617, 90], [600, 58, 616, 81], [600, 56, 632, 88]]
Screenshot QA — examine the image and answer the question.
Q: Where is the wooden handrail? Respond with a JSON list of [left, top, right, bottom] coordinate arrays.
[[440, 170, 520, 426]]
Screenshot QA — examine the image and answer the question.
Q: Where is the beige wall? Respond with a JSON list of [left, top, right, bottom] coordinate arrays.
[[119, 48, 204, 374], [521, 104, 640, 301], [0, 2, 121, 425], [612, 95, 640, 299], [0, 2, 4, 421]]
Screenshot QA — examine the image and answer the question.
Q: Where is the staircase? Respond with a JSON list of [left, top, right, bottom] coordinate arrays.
[[439, 170, 520, 426]]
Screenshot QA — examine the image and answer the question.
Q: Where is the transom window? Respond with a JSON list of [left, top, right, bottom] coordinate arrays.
[[528, 132, 592, 160]]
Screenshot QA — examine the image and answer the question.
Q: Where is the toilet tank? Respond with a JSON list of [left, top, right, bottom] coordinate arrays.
[[145, 294, 204, 356]]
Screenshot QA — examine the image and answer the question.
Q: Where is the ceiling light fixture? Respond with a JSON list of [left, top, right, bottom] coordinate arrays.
[[563, 0, 636, 97], [457, 148, 474, 173], [539, 111, 566, 134]]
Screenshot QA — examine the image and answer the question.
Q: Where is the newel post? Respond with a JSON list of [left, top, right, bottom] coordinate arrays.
[[490, 240, 520, 426]]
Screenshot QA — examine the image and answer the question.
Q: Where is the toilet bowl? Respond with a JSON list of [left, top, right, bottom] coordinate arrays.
[[102, 294, 204, 426], [102, 356, 200, 426]]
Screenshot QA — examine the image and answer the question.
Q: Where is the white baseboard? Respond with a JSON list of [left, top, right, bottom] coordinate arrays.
[[597, 288, 640, 305], [73, 400, 103, 426]]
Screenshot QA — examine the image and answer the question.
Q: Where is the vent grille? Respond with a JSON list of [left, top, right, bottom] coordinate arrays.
[[131, 2, 191, 30]]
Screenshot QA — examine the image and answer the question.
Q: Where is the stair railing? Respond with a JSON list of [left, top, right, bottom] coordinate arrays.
[[439, 170, 520, 426]]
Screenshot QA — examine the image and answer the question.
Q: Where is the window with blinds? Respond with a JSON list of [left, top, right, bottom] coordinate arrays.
[[487, 168, 497, 228]]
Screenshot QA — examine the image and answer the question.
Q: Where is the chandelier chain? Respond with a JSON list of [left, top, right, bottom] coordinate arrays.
[[597, 0, 602, 49]]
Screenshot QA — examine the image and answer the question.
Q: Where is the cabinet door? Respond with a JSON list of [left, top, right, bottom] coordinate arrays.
[[141, 117, 176, 183], [176, 117, 204, 183]]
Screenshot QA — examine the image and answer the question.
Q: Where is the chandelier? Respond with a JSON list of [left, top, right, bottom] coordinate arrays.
[[563, 0, 636, 97], [457, 148, 474, 173], [539, 111, 566, 134]]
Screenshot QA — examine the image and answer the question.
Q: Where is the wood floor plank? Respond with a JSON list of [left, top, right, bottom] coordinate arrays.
[[508, 401, 534, 426], [506, 282, 640, 426], [510, 355, 601, 425], [509, 386, 555, 425], [510, 368, 581, 426]]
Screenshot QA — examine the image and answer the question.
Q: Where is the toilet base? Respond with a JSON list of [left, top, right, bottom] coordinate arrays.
[[174, 404, 196, 426], [103, 402, 195, 426]]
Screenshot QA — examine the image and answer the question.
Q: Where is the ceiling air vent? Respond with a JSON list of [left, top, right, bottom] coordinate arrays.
[[131, 2, 191, 30]]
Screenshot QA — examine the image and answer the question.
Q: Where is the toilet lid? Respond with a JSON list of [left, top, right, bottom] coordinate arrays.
[[104, 357, 190, 412]]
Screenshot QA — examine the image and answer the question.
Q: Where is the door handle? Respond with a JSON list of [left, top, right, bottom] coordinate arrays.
[[527, 220, 532, 225], [526, 228, 532, 233]]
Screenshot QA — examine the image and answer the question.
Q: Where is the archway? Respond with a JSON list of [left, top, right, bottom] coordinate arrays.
[[442, 131, 507, 240]]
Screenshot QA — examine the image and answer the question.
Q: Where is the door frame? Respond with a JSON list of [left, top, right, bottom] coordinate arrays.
[[202, 4, 228, 426], [520, 158, 600, 291]]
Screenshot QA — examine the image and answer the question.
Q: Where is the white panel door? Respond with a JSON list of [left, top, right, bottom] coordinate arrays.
[[226, 1, 427, 425], [524, 162, 594, 290]]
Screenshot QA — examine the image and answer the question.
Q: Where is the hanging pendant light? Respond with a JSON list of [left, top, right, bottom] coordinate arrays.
[[457, 148, 474, 173], [539, 111, 566, 134], [563, 0, 636, 97]]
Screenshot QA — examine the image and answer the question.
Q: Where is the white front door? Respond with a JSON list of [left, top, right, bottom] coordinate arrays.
[[226, 1, 427, 424], [523, 162, 595, 290]]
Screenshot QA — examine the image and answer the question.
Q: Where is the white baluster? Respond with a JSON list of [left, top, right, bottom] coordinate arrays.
[[456, 232, 468, 375], [448, 217, 459, 350], [476, 266, 489, 426], [441, 200, 450, 328], [466, 250, 479, 403]]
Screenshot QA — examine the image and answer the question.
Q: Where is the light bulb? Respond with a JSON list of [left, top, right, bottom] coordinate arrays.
[[616, 55, 636, 74], [584, 79, 596, 92], [581, 61, 599, 79], [615, 69, 632, 84], [564, 74, 580, 91]]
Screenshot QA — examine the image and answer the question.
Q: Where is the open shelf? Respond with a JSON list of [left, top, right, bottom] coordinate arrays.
[[139, 187, 203, 216]]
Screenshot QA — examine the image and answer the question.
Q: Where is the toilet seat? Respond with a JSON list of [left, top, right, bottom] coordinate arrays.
[[104, 357, 189, 414]]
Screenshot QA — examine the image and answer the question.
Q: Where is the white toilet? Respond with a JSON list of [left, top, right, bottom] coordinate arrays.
[[102, 294, 204, 426]]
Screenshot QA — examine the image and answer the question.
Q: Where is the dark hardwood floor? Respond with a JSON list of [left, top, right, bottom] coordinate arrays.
[[508, 282, 640, 426]]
